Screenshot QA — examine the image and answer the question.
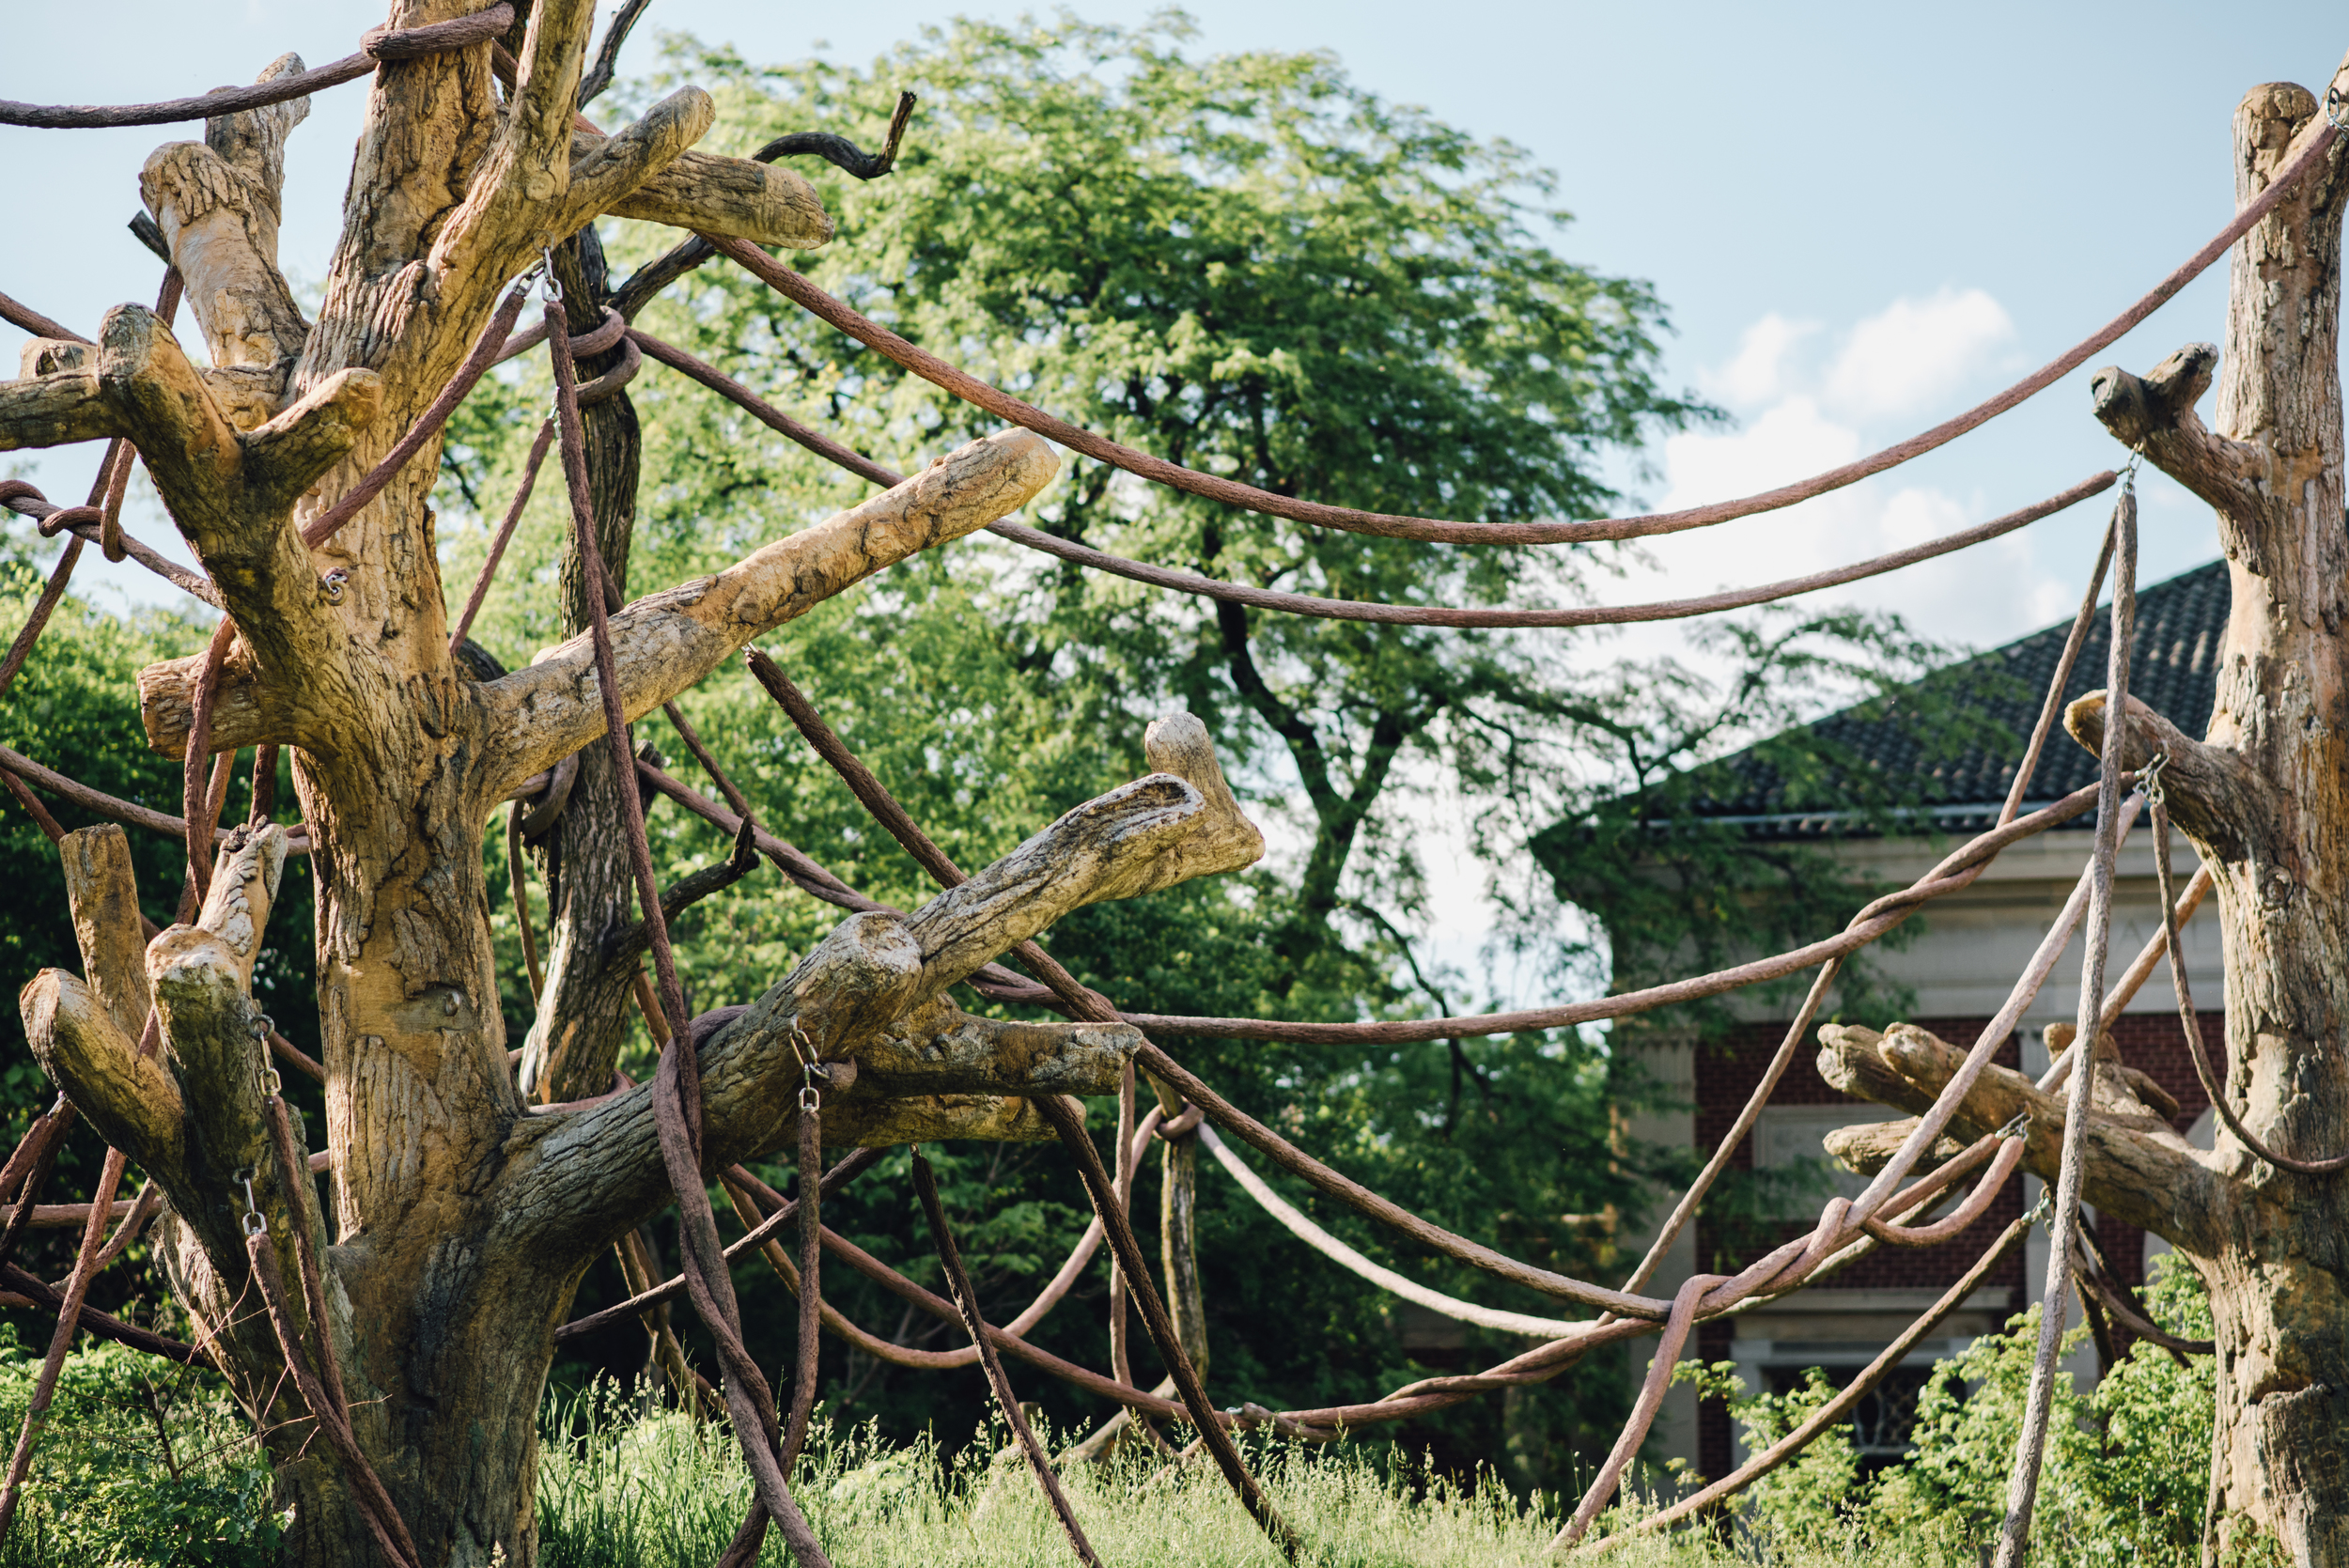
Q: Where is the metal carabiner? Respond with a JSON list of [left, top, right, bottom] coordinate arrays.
[[237, 1168, 266, 1237], [2139, 750, 2170, 809]]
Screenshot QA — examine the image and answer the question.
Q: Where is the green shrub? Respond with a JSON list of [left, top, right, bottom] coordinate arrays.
[[1661, 1254, 2250, 1568], [0, 1325, 282, 1568]]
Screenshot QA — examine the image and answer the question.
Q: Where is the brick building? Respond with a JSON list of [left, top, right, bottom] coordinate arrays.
[[1615, 559, 2232, 1480]]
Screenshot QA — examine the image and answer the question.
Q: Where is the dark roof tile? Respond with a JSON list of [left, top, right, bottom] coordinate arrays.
[[1689, 557, 2229, 830]]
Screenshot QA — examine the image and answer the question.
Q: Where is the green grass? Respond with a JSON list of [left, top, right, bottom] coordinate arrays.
[[538, 1384, 1593, 1568], [0, 1259, 2240, 1568]]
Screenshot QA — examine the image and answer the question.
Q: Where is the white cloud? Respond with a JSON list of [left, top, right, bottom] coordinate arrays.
[[1699, 313, 1817, 410], [1603, 286, 2057, 671], [1658, 396, 1859, 508], [1822, 287, 2015, 420]]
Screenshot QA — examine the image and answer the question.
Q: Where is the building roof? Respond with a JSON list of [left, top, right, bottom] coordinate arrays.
[[1688, 558, 2230, 836]]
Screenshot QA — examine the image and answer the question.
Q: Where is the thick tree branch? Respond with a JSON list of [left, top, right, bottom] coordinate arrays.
[[467, 428, 1057, 800], [60, 826, 154, 1046], [503, 719, 1250, 1244], [20, 972, 183, 1181], [135, 652, 291, 759], [2063, 689, 2261, 854], [1817, 1022, 2225, 1250], [2090, 344, 2269, 522], [0, 367, 119, 448], [848, 993, 1140, 1098], [140, 54, 313, 378], [580, 136, 832, 249], [552, 88, 718, 237], [150, 826, 290, 1205]]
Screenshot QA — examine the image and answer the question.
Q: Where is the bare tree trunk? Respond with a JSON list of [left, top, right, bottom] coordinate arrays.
[[1816, 56, 2349, 1562]]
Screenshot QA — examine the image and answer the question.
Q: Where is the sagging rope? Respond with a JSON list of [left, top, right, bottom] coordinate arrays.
[[1198, 1122, 1587, 1338], [631, 320, 2120, 629], [703, 110, 2338, 550], [544, 279, 834, 1568], [1994, 473, 2141, 1568], [0, 4, 515, 130]]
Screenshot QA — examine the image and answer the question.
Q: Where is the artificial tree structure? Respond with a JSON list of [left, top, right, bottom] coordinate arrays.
[[10, 3, 2349, 1562], [2, 4, 1271, 1561], [1816, 74, 2349, 1562]]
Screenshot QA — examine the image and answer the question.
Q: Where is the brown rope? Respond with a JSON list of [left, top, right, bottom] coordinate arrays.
[[1862, 1132, 2029, 1246], [991, 474, 2111, 627], [2152, 794, 2348, 1173], [0, 290, 84, 344], [0, 1147, 127, 1539], [558, 1150, 884, 1341], [302, 283, 532, 551], [547, 295, 834, 1568], [0, 1262, 205, 1366], [450, 417, 556, 653], [244, 1227, 422, 1568], [709, 120, 2338, 550], [780, 1076, 822, 1471], [0, 483, 220, 605], [0, 4, 514, 129], [629, 326, 2112, 630], [910, 1151, 1105, 1568], [1593, 1212, 2037, 1549]]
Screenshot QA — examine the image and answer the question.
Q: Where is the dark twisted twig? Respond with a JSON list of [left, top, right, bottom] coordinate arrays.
[[608, 92, 917, 319], [576, 0, 654, 109]]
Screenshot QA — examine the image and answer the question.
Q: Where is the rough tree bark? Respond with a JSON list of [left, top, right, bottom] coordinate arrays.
[[1818, 54, 2349, 1565], [3, 8, 1268, 1563]]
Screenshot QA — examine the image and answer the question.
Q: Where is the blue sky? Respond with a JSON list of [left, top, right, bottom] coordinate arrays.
[[5, 3, 2343, 1000]]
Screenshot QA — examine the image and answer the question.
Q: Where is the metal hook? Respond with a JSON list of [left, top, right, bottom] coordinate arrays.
[[2139, 750, 2170, 809], [540, 248, 563, 303], [237, 1167, 266, 1237]]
